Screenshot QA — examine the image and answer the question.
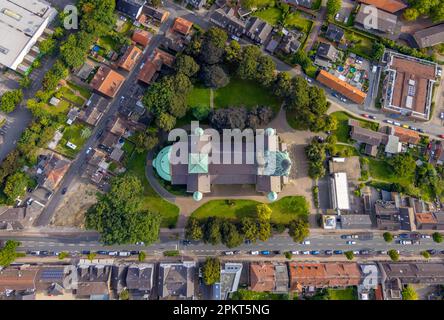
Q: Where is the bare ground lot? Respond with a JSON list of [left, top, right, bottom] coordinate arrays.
[[50, 179, 99, 228]]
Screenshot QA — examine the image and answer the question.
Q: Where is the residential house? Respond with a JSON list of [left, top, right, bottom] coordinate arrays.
[[116, 0, 146, 20], [66, 107, 80, 125], [414, 24, 444, 49], [428, 140, 444, 165], [278, 32, 301, 54], [381, 51, 438, 121], [76, 264, 111, 300], [283, 0, 314, 9], [355, 6, 398, 35], [126, 264, 154, 299], [245, 17, 273, 44], [316, 43, 339, 62], [99, 132, 120, 152], [90, 66, 126, 98], [393, 126, 420, 145], [288, 262, 361, 292], [415, 212, 444, 230], [36, 153, 71, 192], [265, 38, 280, 54], [158, 262, 196, 299], [216, 263, 243, 300], [325, 24, 344, 43], [317, 70, 367, 104], [384, 134, 402, 155], [138, 48, 176, 85], [0, 267, 38, 298], [132, 29, 152, 47], [250, 262, 289, 293], [172, 17, 193, 36], [80, 96, 108, 126], [35, 267, 67, 297], [375, 201, 415, 231], [357, 0, 407, 13], [339, 214, 373, 229], [140, 6, 170, 25], [210, 8, 246, 38], [185, 0, 206, 9], [76, 60, 95, 81], [118, 45, 143, 72], [107, 116, 128, 137]]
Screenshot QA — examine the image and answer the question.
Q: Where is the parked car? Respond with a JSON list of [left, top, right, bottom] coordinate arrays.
[[369, 115, 376, 120], [418, 128, 425, 133], [385, 119, 394, 124], [353, 250, 360, 255], [61, 187, 68, 195], [310, 250, 320, 255], [394, 122, 401, 127], [427, 249, 438, 255], [346, 241, 356, 245], [182, 240, 191, 246], [302, 251, 310, 255], [119, 251, 131, 257], [402, 124, 409, 129], [86, 147, 92, 155], [273, 250, 281, 255], [341, 235, 352, 239], [130, 251, 140, 255], [440, 112, 444, 120], [301, 240, 311, 245], [361, 114, 370, 118], [360, 250, 371, 255], [97, 251, 108, 255], [81, 250, 90, 255], [260, 250, 271, 255], [135, 241, 145, 246], [438, 134, 444, 139], [291, 251, 300, 255], [324, 250, 333, 255], [108, 251, 118, 256], [333, 250, 343, 254], [421, 234, 431, 239], [250, 251, 259, 255], [378, 250, 387, 255], [224, 251, 234, 255], [399, 240, 412, 245]]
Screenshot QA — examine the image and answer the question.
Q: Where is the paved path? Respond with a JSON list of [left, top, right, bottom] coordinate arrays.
[[304, 0, 327, 52]]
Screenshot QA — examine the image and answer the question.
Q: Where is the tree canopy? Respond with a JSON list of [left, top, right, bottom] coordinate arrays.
[[202, 257, 221, 285], [402, 285, 418, 300], [0, 90, 23, 113]]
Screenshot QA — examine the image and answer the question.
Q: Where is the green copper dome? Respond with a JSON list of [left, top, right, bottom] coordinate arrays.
[[193, 191, 203, 201], [153, 146, 172, 181], [268, 191, 278, 202]]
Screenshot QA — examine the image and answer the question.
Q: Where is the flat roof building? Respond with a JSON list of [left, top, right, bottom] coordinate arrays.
[[330, 172, 350, 211], [382, 51, 438, 121], [0, 0, 56, 70]]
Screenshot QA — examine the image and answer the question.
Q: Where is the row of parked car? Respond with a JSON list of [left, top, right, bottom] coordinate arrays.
[[27, 250, 141, 257]]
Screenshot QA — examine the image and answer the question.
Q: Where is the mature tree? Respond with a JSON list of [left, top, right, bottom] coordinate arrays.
[[138, 251, 146, 262], [175, 55, 200, 77], [209, 107, 248, 131], [388, 249, 400, 262], [433, 232, 443, 243], [288, 219, 310, 243], [202, 257, 221, 285], [0, 90, 23, 113], [151, 0, 162, 7], [204, 217, 222, 245], [225, 40, 242, 66], [383, 232, 393, 243], [241, 217, 258, 242], [85, 175, 161, 245], [287, 77, 310, 111], [256, 55, 276, 86], [305, 139, 327, 179], [201, 65, 229, 89], [60, 34, 87, 69], [389, 153, 416, 177], [156, 112, 176, 131], [221, 221, 243, 248], [327, 0, 342, 17], [402, 285, 418, 300], [43, 60, 68, 91], [3, 172, 30, 202], [39, 37, 56, 55], [256, 204, 272, 221], [257, 220, 272, 241], [421, 251, 431, 259], [186, 217, 204, 241], [199, 27, 228, 65], [371, 42, 386, 61], [79, 0, 117, 37], [246, 106, 273, 129], [273, 72, 293, 98], [192, 105, 211, 121], [0, 240, 22, 267], [133, 127, 159, 154], [237, 45, 262, 80], [119, 289, 130, 300], [344, 251, 354, 260]]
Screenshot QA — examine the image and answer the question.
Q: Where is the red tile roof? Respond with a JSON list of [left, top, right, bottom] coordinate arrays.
[[358, 0, 407, 13], [172, 17, 193, 35], [317, 70, 367, 104], [393, 126, 420, 144], [132, 29, 152, 47], [118, 45, 143, 71], [90, 66, 126, 98], [250, 263, 276, 292]]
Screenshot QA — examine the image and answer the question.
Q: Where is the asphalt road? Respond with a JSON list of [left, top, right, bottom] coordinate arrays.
[[33, 12, 178, 226], [3, 232, 444, 257]]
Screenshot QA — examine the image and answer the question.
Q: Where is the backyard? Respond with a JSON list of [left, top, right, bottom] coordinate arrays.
[[343, 29, 375, 60], [126, 152, 179, 228], [56, 123, 91, 158], [330, 111, 379, 143], [191, 196, 309, 224], [325, 287, 358, 300], [252, 7, 313, 34]]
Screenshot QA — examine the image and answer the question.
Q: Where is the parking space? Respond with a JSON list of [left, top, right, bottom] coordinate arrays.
[[0, 71, 20, 96]]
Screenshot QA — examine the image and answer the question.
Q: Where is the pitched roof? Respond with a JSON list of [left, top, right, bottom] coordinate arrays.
[[325, 24, 344, 43], [357, 0, 407, 13], [132, 29, 152, 47], [350, 125, 386, 146], [317, 70, 367, 104], [172, 17, 193, 35], [138, 60, 161, 84], [250, 262, 276, 292], [90, 66, 126, 98], [415, 212, 437, 225], [0, 268, 38, 293], [317, 43, 339, 61], [414, 24, 444, 49], [355, 6, 398, 34], [393, 126, 420, 144], [118, 45, 143, 71], [39, 154, 70, 191]]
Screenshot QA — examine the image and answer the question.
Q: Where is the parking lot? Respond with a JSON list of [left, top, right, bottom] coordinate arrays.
[[0, 70, 20, 96]]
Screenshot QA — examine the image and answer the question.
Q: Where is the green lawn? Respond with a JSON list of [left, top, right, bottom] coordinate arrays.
[[187, 85, 211, 108], [56, 123, 91, 158], [191, 196, 309, 224], [58, 86, 86, 106], [66, 81, 92, 100], [344, 30, 374, 60], [285, 12, 313, 34], [122, 140, 135, 156], [126, 152, 179, 228], [326, 287, 358, 300], [330, 111, 379, 143], [252, 7, 282, 25], [40, 99, 71, 116], [214, 78, 282, 113]]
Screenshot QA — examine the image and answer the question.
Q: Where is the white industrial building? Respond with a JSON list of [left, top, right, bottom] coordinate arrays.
[[330, 172, 350, 211], [0, 0, 56, 71]]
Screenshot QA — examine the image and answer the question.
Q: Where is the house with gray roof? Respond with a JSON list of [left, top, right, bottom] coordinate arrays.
[[316, 43, 339, 62], [126, 264, 154, 299], [355, 6, 398, 35], [218, 263, 242, 300], [158, 262, 195, 299], [413, 24, 444, 48], [209, 8, 246, 37], [245, 17, 273, 44], [325, 24, 344, 43]]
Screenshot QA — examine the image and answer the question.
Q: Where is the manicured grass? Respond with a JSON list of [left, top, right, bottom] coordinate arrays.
[[344, 30, 374, 60], [56, 123, 91, 158], [285, 12, 313, 34], [187, 85, 211, 108], [334, 144, 359, 156], [126, 152, 179, 228], [122, 140, 135, 156], [330, 111, 379, 143], [231, 289, 289, 300], [326, 287, 358, 300], [214, 78, 281, 113], [191, 196, 309, 224], [66, 81, 92, 100], [39, 100, 71, 116], [252, 7, 282, 26], [58, 87, 86, 106]]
